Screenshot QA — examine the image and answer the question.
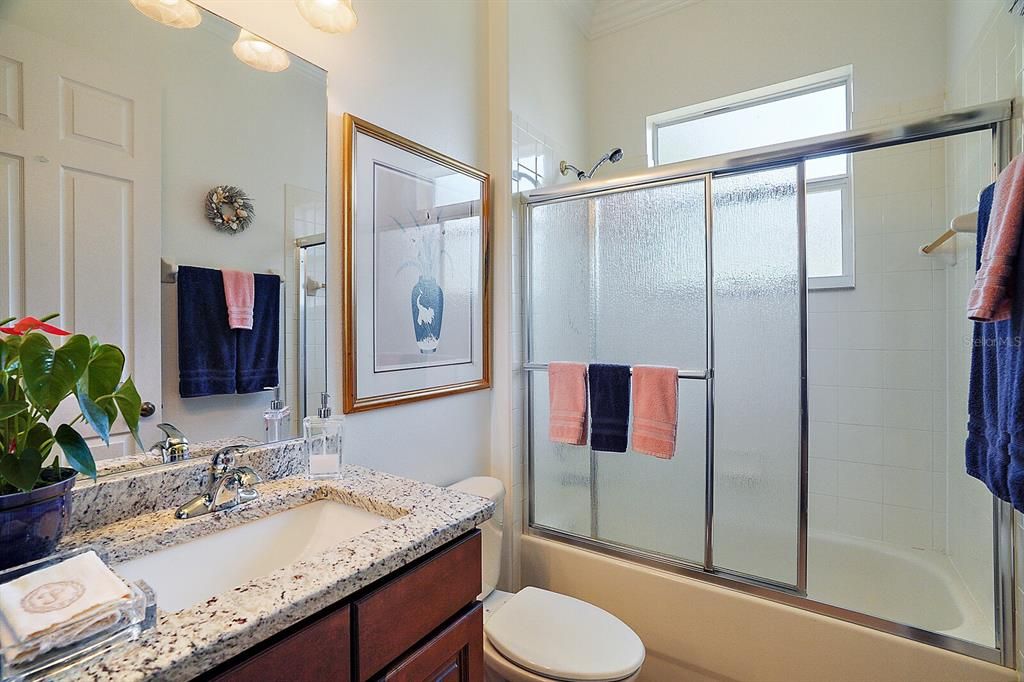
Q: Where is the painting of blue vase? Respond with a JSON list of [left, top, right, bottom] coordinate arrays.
[[411, 276, 444, 353]]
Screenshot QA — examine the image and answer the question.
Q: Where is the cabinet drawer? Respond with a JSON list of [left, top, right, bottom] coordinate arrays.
[[212, 605, 350, 682], [355, 531, 481, 681], [382, 603, 483, 682]]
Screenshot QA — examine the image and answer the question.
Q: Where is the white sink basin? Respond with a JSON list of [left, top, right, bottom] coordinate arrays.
[[113, 500, 388, 612]]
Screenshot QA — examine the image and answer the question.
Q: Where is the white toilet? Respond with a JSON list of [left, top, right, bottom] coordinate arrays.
[[450, 477, 645, 682]]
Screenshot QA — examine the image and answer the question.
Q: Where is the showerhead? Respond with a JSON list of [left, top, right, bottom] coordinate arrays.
[[560, 146, 624, 182]]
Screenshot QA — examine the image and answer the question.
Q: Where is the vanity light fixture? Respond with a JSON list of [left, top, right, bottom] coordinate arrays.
[[295, 0, 358, 34], [128, 0, 202, 29], [232, 29, 291, 73]]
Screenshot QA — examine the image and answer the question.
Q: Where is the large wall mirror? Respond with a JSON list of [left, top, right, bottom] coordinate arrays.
[[0, 0, 328, 472]]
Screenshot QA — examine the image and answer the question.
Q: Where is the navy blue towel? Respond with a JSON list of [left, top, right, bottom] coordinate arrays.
[[178, 266, 236, 397], [589, 364, 630, 453], [236, 273, 280, 394], [965, 183, 1024, 509]]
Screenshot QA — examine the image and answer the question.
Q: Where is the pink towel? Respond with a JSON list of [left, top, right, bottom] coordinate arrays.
[[631, 365, 678, 459], [221, 269, 255, 330], [968, 156, 1024, 322], [548, 362, 588, 445]]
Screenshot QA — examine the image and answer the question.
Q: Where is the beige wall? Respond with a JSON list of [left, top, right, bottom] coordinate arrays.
[[196, 0, 496, 486], [584, 0, 948, 177]]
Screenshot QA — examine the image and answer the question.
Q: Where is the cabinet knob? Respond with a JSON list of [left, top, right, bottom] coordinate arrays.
[[140, 401, 156, 418]]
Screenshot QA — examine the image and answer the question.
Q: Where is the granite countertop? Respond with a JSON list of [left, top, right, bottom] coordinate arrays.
[[62, 465, 494, 681]]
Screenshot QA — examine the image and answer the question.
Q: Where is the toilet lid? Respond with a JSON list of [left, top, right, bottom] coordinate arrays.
[[484, 587, 645, 682]]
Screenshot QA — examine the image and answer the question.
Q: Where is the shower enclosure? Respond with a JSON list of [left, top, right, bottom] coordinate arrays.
[[297, 235, 328, 418], [522, 100, 1015, 665]]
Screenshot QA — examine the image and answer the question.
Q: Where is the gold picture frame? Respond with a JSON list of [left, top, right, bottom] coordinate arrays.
[[341, 114, 491, 413]]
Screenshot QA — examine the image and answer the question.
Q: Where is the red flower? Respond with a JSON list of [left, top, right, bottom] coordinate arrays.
[[0, 317, 71, 336]]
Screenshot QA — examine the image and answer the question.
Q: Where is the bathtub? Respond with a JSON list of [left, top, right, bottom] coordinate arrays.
[[807, 532, 993, 646]]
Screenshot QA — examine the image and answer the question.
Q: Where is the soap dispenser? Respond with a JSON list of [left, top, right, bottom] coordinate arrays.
[[305, 392, 344, 479], [264, 387, 291, 443]]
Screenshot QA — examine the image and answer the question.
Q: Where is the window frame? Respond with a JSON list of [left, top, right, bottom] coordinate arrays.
[[646, 66, 855, 289]]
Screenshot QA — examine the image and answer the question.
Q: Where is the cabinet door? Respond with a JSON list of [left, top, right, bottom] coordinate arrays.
[[213, 605, 351, 682], [381, 603, 483, 682], [355, 532, 481, 680]]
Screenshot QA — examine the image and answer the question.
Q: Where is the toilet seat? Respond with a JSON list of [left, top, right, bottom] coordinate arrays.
[[484, 587, 645, 682]]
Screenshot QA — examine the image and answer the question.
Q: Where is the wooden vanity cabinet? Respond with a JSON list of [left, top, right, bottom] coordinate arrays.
[[210, 605, 352, 681], [380, 603, 483, 682], [206, 531, 482, 682]]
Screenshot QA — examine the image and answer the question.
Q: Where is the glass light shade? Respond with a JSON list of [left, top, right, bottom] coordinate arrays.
[[128, 0, 201, 29], [232, 30, 291, 73], [295, 0, 358, 33]]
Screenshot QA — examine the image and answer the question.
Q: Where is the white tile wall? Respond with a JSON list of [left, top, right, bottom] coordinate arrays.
[[943, 2, 1024, 666], [808, 126, 950, 552]]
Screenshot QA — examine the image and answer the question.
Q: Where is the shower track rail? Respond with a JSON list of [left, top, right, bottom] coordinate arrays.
[[520, 98, 1016, 667]]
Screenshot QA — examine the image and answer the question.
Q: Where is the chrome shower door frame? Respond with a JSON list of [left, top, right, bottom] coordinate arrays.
[[521, 99, 1016, 667]]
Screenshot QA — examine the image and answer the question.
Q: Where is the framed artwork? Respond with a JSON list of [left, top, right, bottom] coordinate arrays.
[[341, 114, 491, 413]]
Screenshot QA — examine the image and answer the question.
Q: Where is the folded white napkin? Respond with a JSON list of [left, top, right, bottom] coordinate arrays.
[[0, 551, 132, 665]]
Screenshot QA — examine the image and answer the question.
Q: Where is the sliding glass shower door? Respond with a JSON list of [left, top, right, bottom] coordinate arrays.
[[527, 166, 805, 586], [711, 166, 805, 587]]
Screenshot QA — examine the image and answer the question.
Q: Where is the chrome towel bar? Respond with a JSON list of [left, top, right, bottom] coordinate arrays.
[[522, 362, 710, 380]]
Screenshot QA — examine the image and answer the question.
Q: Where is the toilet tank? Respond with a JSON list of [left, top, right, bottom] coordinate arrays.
[[449, 476, 505, 599]]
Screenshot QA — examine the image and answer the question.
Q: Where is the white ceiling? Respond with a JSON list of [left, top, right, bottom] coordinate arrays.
[[555, 0, 704, 40]]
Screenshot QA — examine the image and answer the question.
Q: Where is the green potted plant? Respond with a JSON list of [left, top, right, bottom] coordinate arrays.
[[0, 314, 143, 570]]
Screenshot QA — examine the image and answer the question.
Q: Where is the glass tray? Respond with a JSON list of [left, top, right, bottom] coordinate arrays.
[[0, 547, 157, 682]]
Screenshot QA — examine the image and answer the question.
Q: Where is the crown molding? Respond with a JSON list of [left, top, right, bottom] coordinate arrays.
[[553, 0, 705, 41], [590, 0, 704, 39]]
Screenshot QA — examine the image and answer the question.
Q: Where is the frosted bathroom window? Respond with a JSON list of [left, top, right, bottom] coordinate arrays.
[[711, 166, 802, 586], [650, 69, 853, 288], [654, 84, 848, 168], [805, 182, 851, 282]]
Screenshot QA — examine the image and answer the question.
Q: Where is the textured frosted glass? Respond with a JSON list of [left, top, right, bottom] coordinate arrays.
[[712, 167, 802, 585], [658, 85, 846, 177], [529, 199, 591, 361], [528, 179, 708, 544], [595, 380, 706, 562], [806, 188, 843, 278], [530, 371, 592, 536], [592, 181, 707, 368]]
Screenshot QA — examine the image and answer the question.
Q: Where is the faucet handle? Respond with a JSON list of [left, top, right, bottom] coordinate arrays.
[[151, 423, 190, 463], [211, 445, 250, 475], [156, 423, 187, 443], [235, 466, 263, 489]]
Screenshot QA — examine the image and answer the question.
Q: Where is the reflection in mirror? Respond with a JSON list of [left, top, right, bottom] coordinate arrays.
[[0, 1, 328, 472]]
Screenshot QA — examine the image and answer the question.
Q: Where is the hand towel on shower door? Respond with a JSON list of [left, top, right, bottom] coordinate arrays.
[[588, 364, 631, 453], [548, 362, 588, 445], [631, 365, 679, 458]]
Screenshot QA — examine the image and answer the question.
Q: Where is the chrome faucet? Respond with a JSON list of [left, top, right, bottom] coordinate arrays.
[[174, 446, 263, 519], [150, 423, 190, 463]]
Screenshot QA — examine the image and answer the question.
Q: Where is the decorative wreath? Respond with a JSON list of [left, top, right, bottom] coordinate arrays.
[[205, 185, 254, 234]]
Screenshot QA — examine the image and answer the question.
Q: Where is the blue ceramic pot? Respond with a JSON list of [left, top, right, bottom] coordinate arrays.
[[0, 469, 76, 571], [411, 276, 444, 354]]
